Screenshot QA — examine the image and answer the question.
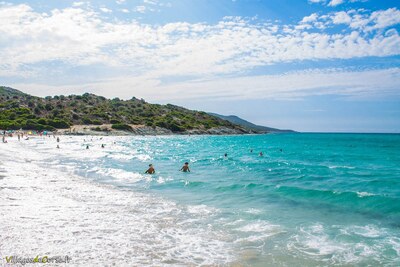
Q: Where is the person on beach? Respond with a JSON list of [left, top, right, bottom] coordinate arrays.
[[145, 164, 155, 174], [101, 144, 105, 148], [57, 137, 60, 142], [180, 162, 190, 172], [18, 134, 20, 141], [86, 145, 89, 149], [57, 145, 60, 149]]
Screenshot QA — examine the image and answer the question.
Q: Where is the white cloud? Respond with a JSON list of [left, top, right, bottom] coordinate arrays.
[[99, 7, 112, 13], [72, 2, 85, 7], [328, 0, 344, 7], [310, 0, 367, 7], [0, 3, 399, 101], [120, 8, 130, 13], [116, 0, 126, 4], [143, 0, 158, 5]]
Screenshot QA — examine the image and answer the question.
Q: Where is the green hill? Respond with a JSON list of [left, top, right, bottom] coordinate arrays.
[[0, 86, 252, 134], [208, 113, 294, 133]]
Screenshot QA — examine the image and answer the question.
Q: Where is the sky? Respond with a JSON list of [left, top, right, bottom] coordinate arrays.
[[0, 0, 399, 132]]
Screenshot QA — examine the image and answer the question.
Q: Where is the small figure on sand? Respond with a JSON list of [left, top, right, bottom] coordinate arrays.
[[57, 145, 60, 149], [101, 144, 105, 148], [180, 162, 190, 172], [259, 151, 263, 156], [57, 137, 60, 142], [86, 145, 89, 149], [145, 164, 155, 174]]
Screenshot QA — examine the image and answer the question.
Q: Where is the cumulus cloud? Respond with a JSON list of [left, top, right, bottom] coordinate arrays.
[[0, 3, 399, 100], [328, 0, 344, 7], [99, 7, 112, 13]]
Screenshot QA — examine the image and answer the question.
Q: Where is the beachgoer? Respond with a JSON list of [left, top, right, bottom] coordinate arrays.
[[259, 151, 263, 156], [180, 162, 190, 172], [57, 137, 60, 142], [250, 149, 253, 153], [18, 134, 20, 141], [57, 145, 60, 149], [145, 164, 155, 174], [101, 144, 105, 148], [86, 145, 89, 149], [224, 153, 228, 157]]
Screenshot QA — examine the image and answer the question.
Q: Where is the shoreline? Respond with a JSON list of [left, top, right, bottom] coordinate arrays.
[[0, 137, 237, 266], [2, 124, 265, 136]]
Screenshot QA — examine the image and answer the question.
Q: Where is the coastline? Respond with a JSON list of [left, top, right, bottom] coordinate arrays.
[[0, 137, 237, 266], [55, 124, 260, 136]]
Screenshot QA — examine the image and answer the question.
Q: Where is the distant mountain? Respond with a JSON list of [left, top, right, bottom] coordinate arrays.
[[208, 113, 294, 133], [0, 86, 254, 134]]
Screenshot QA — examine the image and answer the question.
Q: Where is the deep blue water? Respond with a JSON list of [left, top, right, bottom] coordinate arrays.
[[34, 133, 400, 266]]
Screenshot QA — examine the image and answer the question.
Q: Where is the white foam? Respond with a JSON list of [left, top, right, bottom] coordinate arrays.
[[357, 191, 375, 197], [0, 137, 235, 266]]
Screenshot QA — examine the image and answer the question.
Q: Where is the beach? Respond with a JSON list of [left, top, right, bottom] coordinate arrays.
[[0, 136, 236, 266], [1, 134, 400, 266]]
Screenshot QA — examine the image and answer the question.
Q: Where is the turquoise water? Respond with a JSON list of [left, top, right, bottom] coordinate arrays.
[[37, 133, 400, 265]]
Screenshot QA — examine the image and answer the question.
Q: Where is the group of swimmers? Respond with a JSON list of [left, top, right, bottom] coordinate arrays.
[[145, 162, 190, 174]]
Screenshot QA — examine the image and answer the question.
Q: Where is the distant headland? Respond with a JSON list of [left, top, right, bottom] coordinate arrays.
[[0, 86, 292, 135]]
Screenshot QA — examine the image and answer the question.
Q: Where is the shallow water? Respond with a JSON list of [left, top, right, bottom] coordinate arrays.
[[9, 133, 400, 266]]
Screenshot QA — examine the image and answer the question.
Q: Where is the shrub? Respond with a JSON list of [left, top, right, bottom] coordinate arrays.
[[111, 123, 132, 131]]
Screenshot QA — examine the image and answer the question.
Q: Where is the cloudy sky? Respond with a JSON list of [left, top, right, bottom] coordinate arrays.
[[1, 0, 399, 132]]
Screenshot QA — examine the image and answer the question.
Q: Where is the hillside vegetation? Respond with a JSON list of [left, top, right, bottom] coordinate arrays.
[[0, 86, 248, 133]]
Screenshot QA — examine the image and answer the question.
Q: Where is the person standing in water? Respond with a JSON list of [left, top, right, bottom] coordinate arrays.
[[224, 153, 228, 158], [180, 162, 190, 172], [259, 151, 263, 156], [145, 164, 155, 174]]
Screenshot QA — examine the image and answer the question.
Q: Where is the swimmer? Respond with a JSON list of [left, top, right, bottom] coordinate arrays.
[[180, 162, 190, 172], [250, 149, 253, 153], [224, 153, 228, 158], [259, 151, 263, 156], [145, 164, 155, 174]]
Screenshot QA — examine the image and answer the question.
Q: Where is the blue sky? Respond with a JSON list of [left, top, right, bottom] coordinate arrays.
[[0, 0, 399, 132]]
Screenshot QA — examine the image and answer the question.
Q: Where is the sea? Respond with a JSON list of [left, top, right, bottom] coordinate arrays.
[[14, 133, 400, 266]]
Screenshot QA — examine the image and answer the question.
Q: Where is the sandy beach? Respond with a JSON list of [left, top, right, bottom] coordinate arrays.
[[0, 136, 236, 266]]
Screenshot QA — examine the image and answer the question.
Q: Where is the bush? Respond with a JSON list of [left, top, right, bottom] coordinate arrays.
[[111, 123, 132, 131], [47, 119, 70, 129]]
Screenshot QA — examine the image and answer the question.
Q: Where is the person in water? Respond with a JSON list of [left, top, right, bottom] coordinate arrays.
[[259, 151, 263, 156], [224, 153, 228, 158], [145, 164, 155, 174], [180, 162, 190, 172]]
